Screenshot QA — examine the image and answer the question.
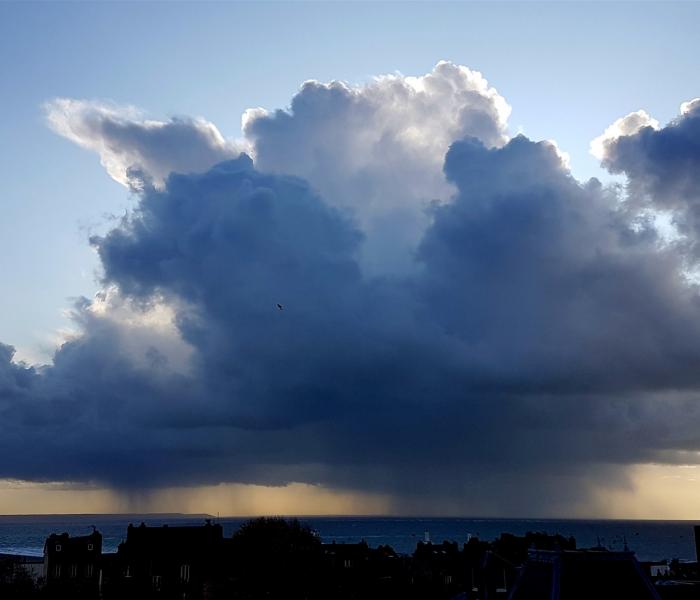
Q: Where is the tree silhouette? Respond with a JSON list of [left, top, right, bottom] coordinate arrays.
[[230, 518, 322, 599]]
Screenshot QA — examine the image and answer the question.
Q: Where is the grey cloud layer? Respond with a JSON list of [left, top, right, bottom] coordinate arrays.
[[3, 66, 700, 514]]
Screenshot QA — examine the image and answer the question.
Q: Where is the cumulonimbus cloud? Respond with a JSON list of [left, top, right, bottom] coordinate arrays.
[[4, 64, 700, 514]]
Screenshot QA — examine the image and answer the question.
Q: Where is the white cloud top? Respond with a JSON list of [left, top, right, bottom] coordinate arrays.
[[46, 62, 511, 275], [681, 98, 700, 115], [243, 61, 511, 274], [45, 98, 244, 188], [590, 109, 660, 161]]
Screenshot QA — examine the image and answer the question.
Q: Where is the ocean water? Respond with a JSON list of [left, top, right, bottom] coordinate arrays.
[[0, 515, 697, 563]]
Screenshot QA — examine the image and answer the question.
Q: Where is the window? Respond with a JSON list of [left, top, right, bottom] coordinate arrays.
[[152, 575, 162, 591], [54, 565, 61, 578], [71, 564, 77, 578], [55, 544, 62, 552], [87, 543, 93, 551], [85, 563, 93, 578], [180, 564, 190, 583], [125, 566, 132, 578], [344, 559, 353, 569]]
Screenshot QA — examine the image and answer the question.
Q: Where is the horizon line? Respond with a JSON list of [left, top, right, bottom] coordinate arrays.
[[1, 513, 700, 523]]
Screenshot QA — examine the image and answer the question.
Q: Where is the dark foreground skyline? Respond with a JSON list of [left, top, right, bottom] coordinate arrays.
[[2, 517, 695, 599], [1, 514, 698, 564]]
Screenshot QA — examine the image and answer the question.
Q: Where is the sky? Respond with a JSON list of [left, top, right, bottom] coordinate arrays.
[[1, 0, 700, 517]]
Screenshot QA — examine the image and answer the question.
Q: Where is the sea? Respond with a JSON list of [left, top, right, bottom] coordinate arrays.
[[1, 515, 698, 563]]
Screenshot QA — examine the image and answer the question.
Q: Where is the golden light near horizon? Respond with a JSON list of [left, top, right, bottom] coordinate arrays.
[[588, 463, 700, 521], [3, 465, 700, 519], [0, 480, 393, 517]]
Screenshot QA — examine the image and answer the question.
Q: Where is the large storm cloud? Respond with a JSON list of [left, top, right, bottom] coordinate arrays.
[[3, 63, 700, 514]]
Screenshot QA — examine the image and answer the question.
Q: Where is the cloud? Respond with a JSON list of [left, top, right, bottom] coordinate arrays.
[[244, 61, 510, 275], [594, 99, 700, 205], [45, 98, 244, 188], [47, 63, 509, 276], [681, 98, 700, 116], [421, 135, 700, 391], [590, 109, 660, 161], [6, 65, 700, 515], [596, 98, 700, 253]]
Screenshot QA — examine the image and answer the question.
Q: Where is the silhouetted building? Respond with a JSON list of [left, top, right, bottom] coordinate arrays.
[[693, 525, 700, 563], [509, 549, 661, 599], [479, 551, 517, 599], [412, 540, 464, 595], [34, 521, 681, 600], [111, 520, 225, 599], [321, 541, 407, 598], [324, 541, 372, 571], [648, 557, 700, 599], [44, 529, 102, 597]]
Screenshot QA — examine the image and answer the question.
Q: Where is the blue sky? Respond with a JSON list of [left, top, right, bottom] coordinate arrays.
[[2, 1, 699, 362]]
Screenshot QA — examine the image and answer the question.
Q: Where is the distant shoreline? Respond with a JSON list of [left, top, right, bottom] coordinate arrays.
[[1, 514, 700, 523], [0, 513, 213, 520]]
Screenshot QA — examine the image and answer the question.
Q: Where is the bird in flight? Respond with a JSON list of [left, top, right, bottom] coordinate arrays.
[[277, 303, 284, 311]]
